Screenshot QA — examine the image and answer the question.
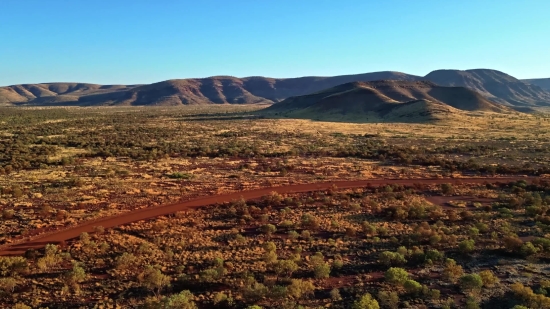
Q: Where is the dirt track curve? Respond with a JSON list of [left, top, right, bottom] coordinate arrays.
[[0, 177, 534, 256]]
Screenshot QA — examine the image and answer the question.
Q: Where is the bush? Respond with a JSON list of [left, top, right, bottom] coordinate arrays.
[[479, 270, 499, 287], [384, 267, 409, 285], [458, 239, 475, 254], [378, 251, 406, 266], [404, 279, 422, 295], [313, 263, 331, 279], [377, 290, 399, 309], [352, 293, 380, 309], [460, 274, 483, 293], [443, 259, 464, 283], [287, 279, 315, 299], [520, 242, 539, 256], [441, 183, 454, 195]]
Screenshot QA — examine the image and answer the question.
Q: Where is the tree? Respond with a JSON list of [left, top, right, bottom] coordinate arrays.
[[138, 265, 171, 297], [443, 259, 464, 283], [274, 260, 298, 279], [61, 263, 87, 295], [460, 274, 483, 293], [384, 267, 409, 285], [287, 279, 315, 299], [352, 293, 380, 309]]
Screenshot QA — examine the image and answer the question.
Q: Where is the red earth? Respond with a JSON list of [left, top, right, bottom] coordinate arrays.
[[0, 176, 532, 256]]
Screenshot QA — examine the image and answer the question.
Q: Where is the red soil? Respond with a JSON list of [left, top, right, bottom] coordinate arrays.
[[0, 177, 532, 256]]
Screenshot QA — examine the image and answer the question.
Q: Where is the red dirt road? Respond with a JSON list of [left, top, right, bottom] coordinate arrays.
[[0, 177, 532, 256]]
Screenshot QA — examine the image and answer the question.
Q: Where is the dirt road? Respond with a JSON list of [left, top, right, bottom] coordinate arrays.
[[0, 177, 531, 256]]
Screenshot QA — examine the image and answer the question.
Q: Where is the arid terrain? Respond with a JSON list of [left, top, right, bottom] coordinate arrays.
[[0, 105, 549, 308]]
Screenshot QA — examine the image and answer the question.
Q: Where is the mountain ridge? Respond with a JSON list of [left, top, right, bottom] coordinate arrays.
[[1, 69, 549, 108]]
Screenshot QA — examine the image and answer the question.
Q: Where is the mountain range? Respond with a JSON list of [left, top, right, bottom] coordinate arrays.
[[1, 69, 549, 109]]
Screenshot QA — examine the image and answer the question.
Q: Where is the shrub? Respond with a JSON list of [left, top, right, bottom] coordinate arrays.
[[441, 183, 454, 195], [460, 274, 483, 293], [161, 290, 197, 309], [377, 290, 399, 309], [378, 251, 406, 266], [479, 270, 499, 287], [458, 239, 475, 254], [520, 242, 539, 256], [313, 263, 331, 279], [287, 279, 315, 299], [352, 293, 380, 309], [404, 279, 422, 295], [443, 259, 464, 283], [330, 288, 342, 301], [384, 267, 409, 285]]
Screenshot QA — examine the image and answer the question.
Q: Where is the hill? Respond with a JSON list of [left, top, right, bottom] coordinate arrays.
[[424, 69, 550, 107], [523, 78, 550, 91], [263, 80, 512, 122], [0, 72, 421, 106], [1, 69, 549, 108]]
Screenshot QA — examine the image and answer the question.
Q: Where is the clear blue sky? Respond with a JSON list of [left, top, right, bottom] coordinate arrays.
[[1, 0, 549, 86]]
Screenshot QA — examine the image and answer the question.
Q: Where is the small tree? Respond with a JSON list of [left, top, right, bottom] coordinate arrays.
[[61, 263, 87, 295], [274, 260, 298, 279], [352, 293, 380, 309], [138, 265, 171, 297], [384, 267, 409, 285]]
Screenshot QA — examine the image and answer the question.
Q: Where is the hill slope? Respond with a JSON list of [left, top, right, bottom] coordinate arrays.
[[523, 78, 550, 92], [424, 69, 550, 106], [264, 80, 512, 122]]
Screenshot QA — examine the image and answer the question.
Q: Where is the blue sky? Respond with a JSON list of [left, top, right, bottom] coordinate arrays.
[[1, 0, 549, 85]]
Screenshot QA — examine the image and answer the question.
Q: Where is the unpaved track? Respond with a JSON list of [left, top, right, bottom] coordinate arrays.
[[0, 177, 532, 256]]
